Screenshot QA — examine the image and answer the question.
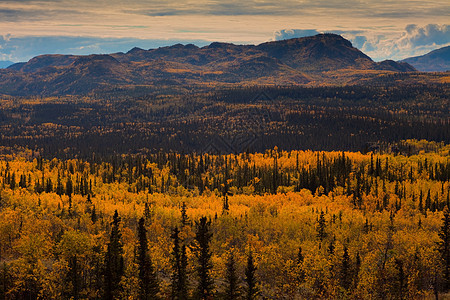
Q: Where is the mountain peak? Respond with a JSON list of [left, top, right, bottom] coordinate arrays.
[[127, 47, 144, 54], [0, 34, 417, 95]]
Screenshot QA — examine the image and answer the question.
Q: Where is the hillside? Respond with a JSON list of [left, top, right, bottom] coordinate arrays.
[[1, 34, 416, 96], [401, 46, 450, 72]]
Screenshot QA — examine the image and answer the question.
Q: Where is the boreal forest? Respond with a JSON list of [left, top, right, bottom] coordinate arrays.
[[0, 140, 449, 299], [0, 34, 449, 299]]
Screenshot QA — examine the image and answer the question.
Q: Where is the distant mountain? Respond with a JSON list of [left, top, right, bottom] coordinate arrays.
[[1, 34, 416, 96], [401, 46, 450, 72], [0, 61, 14, 69]]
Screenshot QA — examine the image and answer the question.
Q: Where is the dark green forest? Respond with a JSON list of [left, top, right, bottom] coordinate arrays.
[[0, 83, 448, 158]]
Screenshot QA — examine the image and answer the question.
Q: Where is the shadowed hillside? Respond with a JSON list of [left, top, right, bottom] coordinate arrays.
[[402, 46, 450, 72], [1, 34, 416, 96]]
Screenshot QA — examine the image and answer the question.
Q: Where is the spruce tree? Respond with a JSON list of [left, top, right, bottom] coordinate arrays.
[[394, 259, 406, 300], [56, 172, 64, 196], [222, 196, 229, 214], [341, 246, 351, 290], [244, 251, 258, 300], [137, 217, 159, 300], [328, 236, 335, 255], [354, 252, 361, 289], [181, 202, 189, 227], [426, 189, 432, 211], [438, 208, 450, 291], [316, 211, 327, 244], [297, 247, 304, 265], [224, 251, 239, 300], [66, 177, 73, 196], [170, 226, 188, 300], [103, 210, 124, 300], [91, 205, 97, 223], [193, 217, 214, 299], [297, 246, 305, 283], [67, 255, 80, 300]]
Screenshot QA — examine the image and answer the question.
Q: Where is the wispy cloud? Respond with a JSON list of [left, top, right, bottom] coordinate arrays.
[[274, 29, 320, 40], [0, 0, 449, 61], [274, 24, 450, 61]]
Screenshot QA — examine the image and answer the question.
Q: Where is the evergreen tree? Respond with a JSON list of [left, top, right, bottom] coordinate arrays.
[[222, 196, 229, 214], [438, 208, 450, 291], [224, 251, 239, 300], [297, 247, 304, 265], [297, 246, 305, 283], [341, 246, 351, 290], [394, 259, 406, 300], [91, 205, 97, 224], [354, 252, 361, 289], [103, 210, 124, 300], [193, 217, 214, 299], [9, 173, 15, 190], [425, 189, 432, 211], [137, 217, 159, 300], [328, 236, 335, 255], [56, 172, 64, 196], [181, 202, 189, 227], [66, 177, 73, 196], [244, 251, 258, 300], [316, 211, 327, 244], [67, 255, 80, 300], [170, 226, 188, 300], [419, 190, 423, 212]]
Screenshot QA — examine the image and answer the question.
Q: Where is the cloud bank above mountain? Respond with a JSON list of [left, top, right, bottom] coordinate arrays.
[[0, 0, 449, 62], [275, 24, 450, 61]]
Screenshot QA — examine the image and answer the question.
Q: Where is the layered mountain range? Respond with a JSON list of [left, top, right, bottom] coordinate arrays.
[[1, 34, 417, 95]]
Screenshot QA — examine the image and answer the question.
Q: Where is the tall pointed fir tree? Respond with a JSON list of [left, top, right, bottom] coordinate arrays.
[[316, 211, 327, 246], [340, 246, 351, 290], [297, 246, 305, 283], [245, 251, 258, 300], [193, 217, 214, 299], [104, 210, 124, 300], [170, 226, 188, 300], [137, 217, 159, 300], [438, 208, 450, 291], [224, 251, 239, 300], [181, 202, 189, 227], [67, 255, 80, 300]]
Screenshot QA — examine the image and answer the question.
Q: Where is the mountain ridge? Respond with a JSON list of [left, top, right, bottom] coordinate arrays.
[[401, 45, 450, 72], [2, 34, 417, 96]]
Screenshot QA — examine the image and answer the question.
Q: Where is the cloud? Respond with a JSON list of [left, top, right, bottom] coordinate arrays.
[[1, 0, 448, 20], [366, 24, 450, 60], [274, 24, 450, 61], [274, 29, 320, 40], [0, 7, 83, 21], [401, 24, 450, 47]]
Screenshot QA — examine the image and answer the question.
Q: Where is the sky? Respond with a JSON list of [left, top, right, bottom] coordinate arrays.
[[0, 0, 449, 63]]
